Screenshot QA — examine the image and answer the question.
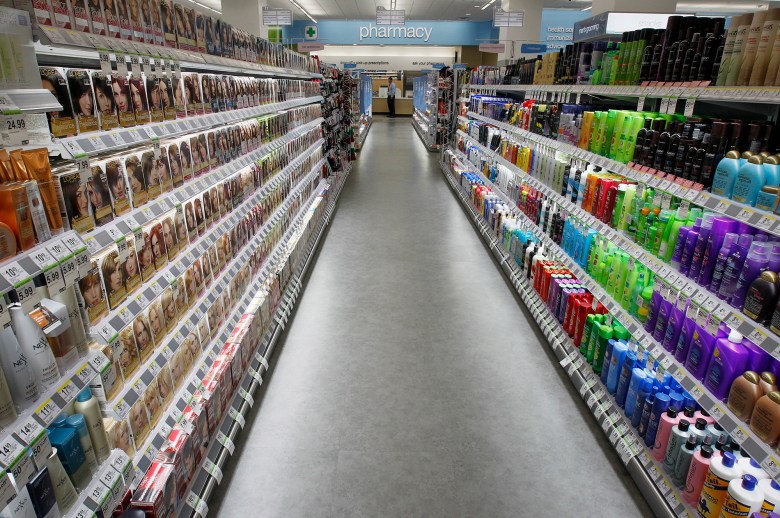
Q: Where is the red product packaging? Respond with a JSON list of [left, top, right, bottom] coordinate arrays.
[[193, 383, 221, 434], [131, 462, 178, 517], [183, 403, 209, 464], [154, 424, 195, 501]]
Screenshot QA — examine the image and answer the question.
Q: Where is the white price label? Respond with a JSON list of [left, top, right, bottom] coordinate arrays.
[[216, 431, 235, 455], [238, 387, 254, 407], [35, 399, 58, 426], [90, 352, 109, 373], [76, 362, 93, 385], [186, 491, 209, 517], [203, 458, 223, 484], [228, 407, 245, 428], [57, 378, 78, 402]]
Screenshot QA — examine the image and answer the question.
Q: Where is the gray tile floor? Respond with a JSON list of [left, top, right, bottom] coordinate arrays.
[[209, 117, 654, 517]]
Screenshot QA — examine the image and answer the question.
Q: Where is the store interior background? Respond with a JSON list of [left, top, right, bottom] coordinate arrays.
[[193, 0, 777, 116]]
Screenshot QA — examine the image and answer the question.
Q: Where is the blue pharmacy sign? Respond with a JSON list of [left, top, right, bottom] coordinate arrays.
[[343, 63, 357, 68], [520, 43, 548, 54], [283, 20, 498, 46]]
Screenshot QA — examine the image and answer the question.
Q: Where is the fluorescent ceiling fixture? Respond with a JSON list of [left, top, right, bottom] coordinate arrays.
[[676, 1, 767, 12], [581, 5, 592, 10], [481, 0, 496, 10], [290, 0, 318, 22]]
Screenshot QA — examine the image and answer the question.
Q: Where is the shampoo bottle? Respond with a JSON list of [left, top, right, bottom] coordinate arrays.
[[705, 329, 748, 401], [654, 408, 681, 461], [709, 233, 740, 294], [728, 371, 763, 421], [674, 434, 700, 487], [697, 452, 743, 518], [759, 478, 780, 515], [10, 305, 60, 388], [683, 444, 714, 506], [750, 391, 780, 446], [46, 447, 78, 515], [0, 325, 38, 411], [72, 387, 110, 462], [645, 393, 671, 448], [663, 419, 691, 473], [721, 474, 764, 518], [65, 414, 98, 473], [711, 150, 743, 197], [732, 155, 766, 206], [743, 271, 779, 324]]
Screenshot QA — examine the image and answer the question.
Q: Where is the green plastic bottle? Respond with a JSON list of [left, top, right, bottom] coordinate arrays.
[[620, 264, 640, 309], [636, 284, 654, 322], [592, 324, 614, 373], [636, 202, 650, 245], [653, 211, 671, 256], [580, 314, 597, 354], [613, 252, 630, 300], [585, 314, 605, 362]]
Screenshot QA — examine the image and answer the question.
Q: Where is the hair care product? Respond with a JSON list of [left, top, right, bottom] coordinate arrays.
[[645, 393, 671, 447], [653, 408, 680, 461], [674, 434, 700, 486], [712, 151, 743, 197], [731, 241, 772, 309], [9, 305, 60, 388], [739, 457, 770, 480], [733, 155, 766, 206], [750, 391, 780, 446], [759, 478, 780, 515], [710, 233, 740, 294], [46, 447, 78, 514], [697, 452, 743, 518], [49, 425, 90, 491], [721, 474, 764, 517], [743, 271, 779, 324], [683, 444, 714, 506], [65, 414, 98, 474], [729, 371, 763, 421], [73, 387, 110, 462], [686, 324, 716, 381], [664, 419, 691, 473], [705, 328, 748, 401], [26, 466, 59, 518]]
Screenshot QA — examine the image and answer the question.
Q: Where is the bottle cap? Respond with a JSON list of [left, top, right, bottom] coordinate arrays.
[[761, 372, 777, 385], [51, 415, 68, 428], [742, 474, 758, 490], [743, 371, 760, 384], [678, 419, 690, 431], [722, 451, 736, 467], [65, 414, 86, 432], [749, 458, 762, 469], [76, 386, 92, 403], [701, 445, 714, 458], [772, 480, 780, 491], [685, 434, 698, 448], [666, 407, 678, 418], [684, 406, 696, 418], [728, 329, 744, 343], [695, 418, 707, 430]]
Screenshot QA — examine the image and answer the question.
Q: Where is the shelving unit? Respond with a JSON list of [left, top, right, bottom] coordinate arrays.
[[440, 155, 688, 518], [411, 72, 445, 151], [0, 89, 62, 114]]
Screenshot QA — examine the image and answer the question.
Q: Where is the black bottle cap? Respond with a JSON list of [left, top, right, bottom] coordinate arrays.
[[701, 445, 714, 458], [684, 406, 696, 417], [666, 408, 678, 418], [685, 434, 698, 448], [696, 418, 707, 430], [678, 419, 690, 431]]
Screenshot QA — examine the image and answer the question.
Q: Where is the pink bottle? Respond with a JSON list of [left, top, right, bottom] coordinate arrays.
[[683, 444, 714, 506], [653, 407, 681, 462]]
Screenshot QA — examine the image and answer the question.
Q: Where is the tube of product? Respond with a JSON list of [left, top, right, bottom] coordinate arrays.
[[749, 8, 780, 85], [738, 10, 770, 85], [9, 306, 60, 389]]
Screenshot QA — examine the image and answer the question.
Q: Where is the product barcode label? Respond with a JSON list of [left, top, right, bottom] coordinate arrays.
[[203, 458, 223, 484]]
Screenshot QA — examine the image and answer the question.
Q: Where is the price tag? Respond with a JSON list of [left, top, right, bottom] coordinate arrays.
[[133, 378, 148, 394], [97, 321, 118, 343], [16, 418, 51, 464], [99, 466, 119, 491], [203, 458, 223, 484], [731, 426, 749, 445], [150, 282, 163, 296], [90, 352, 109, 373], [75, 362, 93, 386], [710, 404, 725, 421], [255, 353, 269, 370], [216, 431, 235, 455], [8, 447, 34, 486], [29, 248, 66, 293], [2, 113, 29, 146], [72, 505, 96, 518], [248, 368, 262, 384], [35, 399, 58, 426], [118, 307, 133, 325], [683, 97, 696, 117], [62, 235, 91, 278], [0, 94, 18, 114], [228, 406, 246, 428], [135, 292, 150, 308], [238, 387, 254, 407], [186, 491, 209, 517], [115, 54, 128, 75], [636, 96, 646, 111], [761, 456, 780, 478], [99, 50, 112, 74], [57, 378, 78, 402], [86, 482, 111, 513]]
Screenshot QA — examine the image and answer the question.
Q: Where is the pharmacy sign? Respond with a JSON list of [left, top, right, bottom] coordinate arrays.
[[304, 25, 318, 40]]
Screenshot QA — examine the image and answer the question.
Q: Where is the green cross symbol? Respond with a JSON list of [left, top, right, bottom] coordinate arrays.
[[306, 27, 316, 38]]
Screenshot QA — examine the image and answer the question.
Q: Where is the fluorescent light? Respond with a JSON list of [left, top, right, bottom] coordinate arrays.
[[290, 0, 318, 23], [480, 0, 496, 10], [581, 5, 592, 10]]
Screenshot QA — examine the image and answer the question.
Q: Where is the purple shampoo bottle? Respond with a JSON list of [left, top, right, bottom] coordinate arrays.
[[698, 217, 738, 287], [688, 214, 715, 281], [731, 241, 772, 309], [685, 322, 716, 381], [709, 232, 740, 294], [718, 235, 754, 301], [704, 328, 747, 401]]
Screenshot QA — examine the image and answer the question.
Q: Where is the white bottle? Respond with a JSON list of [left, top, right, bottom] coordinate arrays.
[[45, 448, 78, 515], [759, 478, 780, 515], [738, 457, 770, 481], [50, 286, 88, 358], [0, 366, 16, 429], [72, 387, 110, 462], [10, 306, 60, 389], [697, 452, 743, 518], [0, 325, 38, 412], [720, 474, 765, 518]]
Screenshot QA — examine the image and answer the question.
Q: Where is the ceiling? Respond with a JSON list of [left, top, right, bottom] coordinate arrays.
[[263, 0, 591, 21]]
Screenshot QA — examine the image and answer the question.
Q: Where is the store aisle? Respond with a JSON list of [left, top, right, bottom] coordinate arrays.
[[209, 119, 653, 517]]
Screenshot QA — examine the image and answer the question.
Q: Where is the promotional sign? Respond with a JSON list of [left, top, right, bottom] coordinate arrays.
[[479, 43, 505, 53], [540, 8, 591, 53], [283, 20, 498, 46], [298, 42, 324, 52], [573, 11, 674, 42], [520, 43, 547, 54]]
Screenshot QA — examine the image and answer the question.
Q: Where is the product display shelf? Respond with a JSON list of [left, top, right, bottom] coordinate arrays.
[[129, 162, 326, 478], [0, 231, 90, 304], [465, 111, 780, 236], [81, 116, 325, 262], [445, 148, 780, 485], [440, 156, 686, 518], [70, 449, 137, 518], [454, 129, 780, 361], [0, 348, 109, 488], [90, 137, 324, 353], [102, 148, 324, 424], [467, 83, 780, 106], [33, 28, 322, 80], [0, 89, 62, 114], [412, 110, 438, 152], [52, 95, 324, 159], [355, 117, 371, 151], [179, 168, 349, 518]]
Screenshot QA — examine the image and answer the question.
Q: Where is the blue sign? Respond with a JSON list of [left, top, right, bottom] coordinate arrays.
[[432, 63, 445, 69], [283, 20, 498, 46], [453, 63, 468, 69], [344, 63, 357, 68], [520, 43, 548, 54], [540, 8, 591, 53]]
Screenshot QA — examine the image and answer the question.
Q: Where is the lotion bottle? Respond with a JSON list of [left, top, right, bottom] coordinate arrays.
[[45, 448, 77, 515], [721, 474, 764, 518], [683, 444, 714, 506], [697, 451, 743, 518], [73, 387, 110, 462], [0, 324, 37, 411], [65, 414, 98, 474], [10, 305, 60, 388], [759, 478, 780, 515]]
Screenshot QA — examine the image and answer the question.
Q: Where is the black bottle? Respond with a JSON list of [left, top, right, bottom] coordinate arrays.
[[690, 147, 708, 184], [682, 146, 699, 180], [682, 33, 702, 81], [653, 127, 673, 170], [664, 130, 682, 174], [673, 140, 694, 177], [633, 120, 651, 163]]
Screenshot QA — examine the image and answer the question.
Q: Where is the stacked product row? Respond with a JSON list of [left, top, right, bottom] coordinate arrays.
[[320, 68, 356, 173], [0, 103, 320, 264], [12, 0, 317, 72], [447, 153, 780, 517], [467, 95, 779, 210], [497, 11, 780, 87], [39, 66, 319, 138]]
